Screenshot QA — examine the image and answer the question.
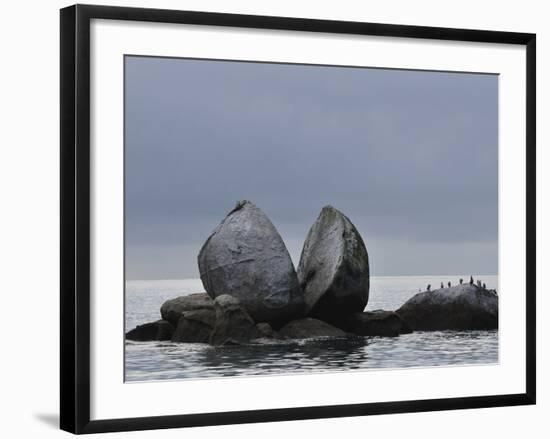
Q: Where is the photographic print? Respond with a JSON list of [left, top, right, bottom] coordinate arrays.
[[124, 55, 499, 382], [60, 6, 536, 432]]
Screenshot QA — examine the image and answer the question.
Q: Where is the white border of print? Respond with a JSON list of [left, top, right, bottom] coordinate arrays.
[[90, 19, 526, 421]]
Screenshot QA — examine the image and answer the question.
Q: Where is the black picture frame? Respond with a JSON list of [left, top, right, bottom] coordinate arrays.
[[60, 4, 536, 434]]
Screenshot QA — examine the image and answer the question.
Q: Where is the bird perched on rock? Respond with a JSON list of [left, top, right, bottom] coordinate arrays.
[[459, 278, 463, 284], [440, 282, 444, 289], [448, 281, 451, 288], [427, 284, 431, 291], [470, 276, 474, 285], [483, 283, 486, 289], [477, 280, 482, 288]]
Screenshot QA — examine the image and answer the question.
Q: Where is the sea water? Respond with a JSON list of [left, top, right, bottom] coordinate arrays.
[[125, 275, 498, 382]]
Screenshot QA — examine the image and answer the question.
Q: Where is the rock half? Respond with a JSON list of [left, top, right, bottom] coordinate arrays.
[[198, 200, 304, 326], [297, 206, 369, 322]]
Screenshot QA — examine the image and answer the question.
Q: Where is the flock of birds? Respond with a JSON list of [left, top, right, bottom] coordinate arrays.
[[423, 276, 491, 293]]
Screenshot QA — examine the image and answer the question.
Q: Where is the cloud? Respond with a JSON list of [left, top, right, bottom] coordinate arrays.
[[125, 56, 498, 279]]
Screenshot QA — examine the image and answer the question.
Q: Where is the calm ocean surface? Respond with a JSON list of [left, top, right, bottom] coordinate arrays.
[[125, 275, 498, 382]]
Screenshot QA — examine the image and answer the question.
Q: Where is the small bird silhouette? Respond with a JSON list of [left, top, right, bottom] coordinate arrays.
[[427, 284, 431, 291]]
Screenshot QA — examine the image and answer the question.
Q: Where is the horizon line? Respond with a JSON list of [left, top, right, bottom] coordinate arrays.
[[126, 273, 499, 282]]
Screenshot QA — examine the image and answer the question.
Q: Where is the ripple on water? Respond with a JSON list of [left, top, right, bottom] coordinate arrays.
[[125, 276, 498, 382], [125, 330, 498, 381]]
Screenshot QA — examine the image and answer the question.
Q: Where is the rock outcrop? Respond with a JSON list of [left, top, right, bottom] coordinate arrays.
[[209, 295, 262, 346], [171, 309, 216, 343], [297, 206, 369, 323], [279, 318, 348, 339], [127, 201, 498, 347], [396, 284, 498, 331], [126, 320, 174, 341], [198, 200, 305, 326], [336, 310, 412, 336], [160, 293, 214, 327]]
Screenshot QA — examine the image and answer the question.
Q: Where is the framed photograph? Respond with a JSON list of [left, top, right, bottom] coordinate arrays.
[[60, 4, 536, 434]]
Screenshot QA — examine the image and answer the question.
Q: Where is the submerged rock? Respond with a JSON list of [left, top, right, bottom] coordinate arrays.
[[209, 294, 262, 346], [396, 284, 498, 331], [171, 309, 216, 343], [198, 200, 305, 326], [279, 318, 347, 339], [160, 293, 214, 327], [256, 322, 278, 339], [126, 320, 174, 341], [337, 310, 412, 336], [297, 206, 369, 322]]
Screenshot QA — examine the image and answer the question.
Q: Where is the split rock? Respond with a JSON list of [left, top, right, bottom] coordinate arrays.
[[297, 206, 369, 322], [198, 200, 304, 326]]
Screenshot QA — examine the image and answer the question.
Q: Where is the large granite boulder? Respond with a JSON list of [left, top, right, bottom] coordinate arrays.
[[198, 200, 305, 326], [125, 320, 174, 341], [279, 318, 347, 339], [209, 295, 262, 346], [160, 293, 214, 327], [171, 309, 216, 343], [396, 284, 498, 331], [336, 310, 412, 337], [297, 206, 369, 323]]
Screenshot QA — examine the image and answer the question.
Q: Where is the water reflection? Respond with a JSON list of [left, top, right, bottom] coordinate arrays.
[[125, 331, 497, 382], [200, 337, 368, 373], [125, 277, 499, 382]]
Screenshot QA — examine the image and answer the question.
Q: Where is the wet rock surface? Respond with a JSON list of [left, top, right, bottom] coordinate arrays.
[[279, 317, 348, 339], [256, 322, 278, 339], [209, 295, 262, 346], [126, 320, 174, 341], [336, 310, 412, 337], [171, 309, 216, 343]]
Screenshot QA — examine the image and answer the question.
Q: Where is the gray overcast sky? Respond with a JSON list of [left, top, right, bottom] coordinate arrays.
[[125, 56, 498, 280]]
